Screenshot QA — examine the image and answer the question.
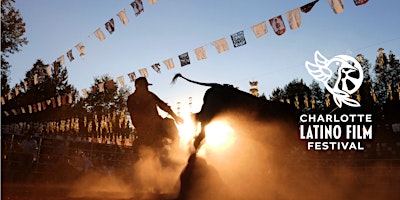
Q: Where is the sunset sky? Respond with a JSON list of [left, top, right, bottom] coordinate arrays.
[[7, 0, 400, 113]]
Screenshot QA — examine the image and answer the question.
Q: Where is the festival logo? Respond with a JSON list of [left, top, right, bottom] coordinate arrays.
[[305, 51, 364, 108]]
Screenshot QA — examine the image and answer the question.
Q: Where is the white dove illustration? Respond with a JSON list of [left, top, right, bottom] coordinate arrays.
[[305, 51, 363, 108]]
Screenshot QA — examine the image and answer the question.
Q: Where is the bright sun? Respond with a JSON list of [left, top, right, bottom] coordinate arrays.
[[204, 120, 235, 150], [176, 113, 236, 153]]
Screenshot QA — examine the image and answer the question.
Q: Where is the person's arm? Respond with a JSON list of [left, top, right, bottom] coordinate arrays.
[[153, 93, 184, 124]]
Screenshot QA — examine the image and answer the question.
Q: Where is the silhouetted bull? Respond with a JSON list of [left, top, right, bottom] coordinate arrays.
[[172, 73, 298, 150]]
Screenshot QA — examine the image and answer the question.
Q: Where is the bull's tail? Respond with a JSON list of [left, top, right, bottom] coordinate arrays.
[[171, 73, 220, 87]]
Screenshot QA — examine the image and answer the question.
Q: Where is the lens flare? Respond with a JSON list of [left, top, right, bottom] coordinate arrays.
[[204, 120, 235, 150]]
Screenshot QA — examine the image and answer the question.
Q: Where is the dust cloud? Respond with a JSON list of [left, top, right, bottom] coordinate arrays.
[[178, 112, 400, 200], [68, 145, 189, 199], [67, 111, 399, 200]]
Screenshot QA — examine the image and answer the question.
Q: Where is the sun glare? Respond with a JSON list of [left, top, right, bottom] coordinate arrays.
[[176, 110, 236, 153], [204, 120, 235, 150], [176, 113, 197, 145]]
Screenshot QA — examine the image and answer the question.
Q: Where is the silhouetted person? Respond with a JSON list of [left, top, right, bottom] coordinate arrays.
[[127, 77, 183, 150]]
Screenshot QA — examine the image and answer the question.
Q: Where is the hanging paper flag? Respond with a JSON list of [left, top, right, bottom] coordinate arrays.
[[28, 105, 33, 113], [118, 76, 125, 86], [286, 8, 302, 30], [251, 21, 267, 38], [131, 0, 144, 16], [213, 38, 230, 54], [269, 15, 286, 35], [57, 96, 62, 106], [99, 82, 105, 92], [82, 89, 89, 98], [33, 104, 37, 112], [67, 49, 74, 62], [353, 0, 368, 6], [46, 99, 51, 105], [51, 98, 56, 108], [45, 65, 51, 76], [1, 96, 5, 105], [128, 72, 137, 82], [105, 18, 115, 34], [53, 61, 59, 73], [34, 74, 38, 85], [151, 63, 161, 73], [139, 68, 149, 77], [148, 0, 159, 6], [41, 101, 46, 110], [91, 86, 97, 94], [231, 31, 247, 48], [327, 0, 344, 14], [179, 52, 191, 67], [163, 58, 175, 70], [57, 55, 65, 65], [94, 28, 106, 41], [75, 43, 85, 58], [194, 46, 207, 60], [62, 95, 67, 105], [37, 102, 42, 112], [105, 80, 115, 90], [117, 8, 129, 25], [301, 0, 319, 13], [21, 107, 26, 114]]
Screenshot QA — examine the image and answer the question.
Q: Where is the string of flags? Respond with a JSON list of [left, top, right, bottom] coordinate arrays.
[[81, 0, 368, 94], [3, 0, 370, 115], [2, 92, 75, 117], [3, 110, 136, 146]]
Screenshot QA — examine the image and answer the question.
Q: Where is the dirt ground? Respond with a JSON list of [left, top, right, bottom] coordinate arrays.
[[1, 182, 176, 200]]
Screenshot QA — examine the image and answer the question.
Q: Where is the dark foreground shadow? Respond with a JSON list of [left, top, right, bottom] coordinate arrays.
[[177, 153, 231, 200]]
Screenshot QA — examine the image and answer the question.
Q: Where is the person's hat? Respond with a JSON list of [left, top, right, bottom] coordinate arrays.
[[135, 77, 152, 87]]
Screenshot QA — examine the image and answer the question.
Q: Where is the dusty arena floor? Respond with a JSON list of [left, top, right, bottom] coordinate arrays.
[[1, 183, 176, 200]]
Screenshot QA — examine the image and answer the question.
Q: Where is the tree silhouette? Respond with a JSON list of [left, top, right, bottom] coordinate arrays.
[[1, 60, 76, 123], [1, 0, 28, 97]]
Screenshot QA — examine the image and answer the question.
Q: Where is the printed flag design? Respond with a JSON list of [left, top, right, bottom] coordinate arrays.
[[194, 46, 207, 60], [94, 28, 106, 41], [151, 63, 161, 73], [251, 21, 267, 38], [353, 0, 368, 6], [179, 52, 191, 67], [67, 50, 74, 62], [105, 19, 115, 34], [231, 31, 247, 48], [213, 38, 230, 54], [286, 8, 302, 30], [327, 0, 344, 14], [117, 8, 129, 25], [269, 15, 286, 35], [301, 0, 319, 13], [131, 0, 144, 16], [139, 68, 149, 78], [128, 72, 137, 82], [163, 58, 175, 70]]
